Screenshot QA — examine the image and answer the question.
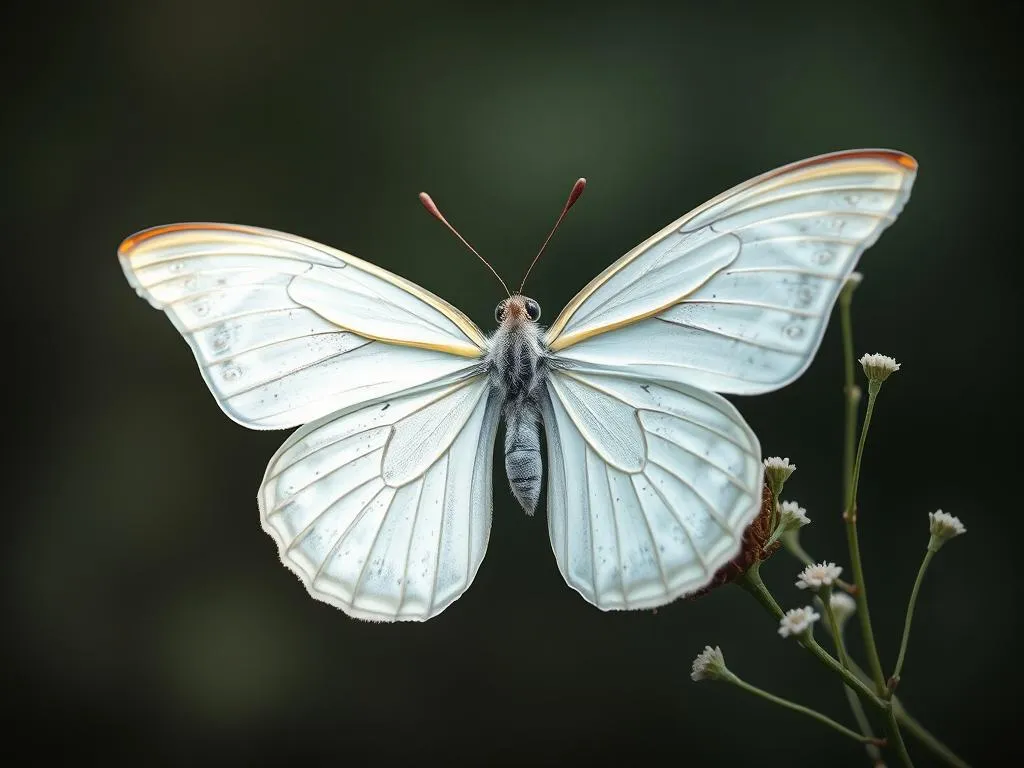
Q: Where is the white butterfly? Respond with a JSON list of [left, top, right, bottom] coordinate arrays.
[[119, 148, 917, 622]]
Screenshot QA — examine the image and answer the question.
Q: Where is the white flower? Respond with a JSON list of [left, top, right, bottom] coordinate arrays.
[[859, 353, 901, 383], [690, 645, 728, 682], [845, 271, 864, 289], [928, 510, 966, 551], [796, 562, 843, 591], [778, 606, 821, 638], [764, 457, 796, 494], [779, 500, 810, 530], [817, 591, 857, 632]]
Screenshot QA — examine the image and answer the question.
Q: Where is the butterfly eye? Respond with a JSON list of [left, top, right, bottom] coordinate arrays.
[[524, 298, 541, 321], [495, 301, 507, 323]]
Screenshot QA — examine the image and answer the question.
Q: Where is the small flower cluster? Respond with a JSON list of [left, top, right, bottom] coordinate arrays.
[[690, 645, 728, 682], [859, 353, 900, 383], [779, 501, 810, 530], [796, 562, 843, 592], [778, 606, 821, 638], [687, 343, 971, 766], [928, 510, 966, 552]]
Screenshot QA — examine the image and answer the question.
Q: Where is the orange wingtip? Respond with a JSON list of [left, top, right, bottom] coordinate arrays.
[[117, 223, 250, 258], [789, 149, 918, 173], [895, 153, 918, 170]]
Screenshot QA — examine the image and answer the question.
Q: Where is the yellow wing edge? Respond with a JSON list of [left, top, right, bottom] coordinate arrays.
[[544, 149, 918, 352], [118, 222, 489, 358]]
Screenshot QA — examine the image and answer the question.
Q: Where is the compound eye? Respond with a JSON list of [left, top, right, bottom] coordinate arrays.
[[495, 301, 507, 323], [524, 298, 541, 321]]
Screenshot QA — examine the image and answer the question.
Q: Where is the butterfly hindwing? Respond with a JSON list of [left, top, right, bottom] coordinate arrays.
[[259, 376, 500, 621], [542, 369, 762, 610]]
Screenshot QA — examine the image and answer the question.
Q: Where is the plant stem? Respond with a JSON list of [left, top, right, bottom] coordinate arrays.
[[822, 591, 850, 672], [787, 540, 972, 768], [735, 565, 884, 711], [892, 697, 971, 768], [844, 683, 884, 766], [886, 705, 915, 766], [892, 549, 935, 686], [840, 284, 859, 508], [844, 381, 888, 695], [726, 674, 881, 745], [849, 656, 972, 768], [823, 604, 884, 766]]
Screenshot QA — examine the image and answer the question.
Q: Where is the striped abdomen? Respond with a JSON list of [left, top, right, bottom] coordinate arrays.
[[504, 403, 542, 514]]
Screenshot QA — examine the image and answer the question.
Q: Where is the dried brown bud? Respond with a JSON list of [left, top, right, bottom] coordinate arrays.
[[687, 483, 778, 600]]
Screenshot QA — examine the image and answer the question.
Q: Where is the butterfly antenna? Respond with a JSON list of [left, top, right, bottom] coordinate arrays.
[[519, 177, 586, 294], [419, 191, 512, 298]]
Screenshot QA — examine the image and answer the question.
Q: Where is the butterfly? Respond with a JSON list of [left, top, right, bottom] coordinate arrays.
[[119, 148, 917, 622]]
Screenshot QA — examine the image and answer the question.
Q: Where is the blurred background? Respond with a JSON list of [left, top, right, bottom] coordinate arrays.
[[5, 0, 1019, 764]]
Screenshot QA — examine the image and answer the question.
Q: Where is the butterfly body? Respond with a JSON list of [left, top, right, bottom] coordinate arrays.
[[119, 149, 918, 622], [487, 294, 548, 514]]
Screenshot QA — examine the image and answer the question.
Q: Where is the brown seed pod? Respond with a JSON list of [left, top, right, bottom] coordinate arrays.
[[686, 483, 778, 600]]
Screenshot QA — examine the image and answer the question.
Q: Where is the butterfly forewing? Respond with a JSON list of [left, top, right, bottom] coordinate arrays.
[[545, 149, 916, 395], [118, 223, 486, 429]]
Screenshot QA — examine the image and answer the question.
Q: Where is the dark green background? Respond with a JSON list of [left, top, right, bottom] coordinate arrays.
[[6, 1, 1018, 764]]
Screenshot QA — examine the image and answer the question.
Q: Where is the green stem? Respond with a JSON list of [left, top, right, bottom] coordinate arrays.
[[787, 537, 971, 768], [737, 565, 911, 765], [840, 284, 859, 508], [735, 565, 884, 711], [892, 549, 935, 686], [821, 591, 850, 672], [844, 381, 887, 695], [886, 705, 915, 767], [849, 656, 972, 768], [820, 600, 884, 765], [726, 674, 880, 745], [844, 683, 884, 766], [893, 697, 972, 768]]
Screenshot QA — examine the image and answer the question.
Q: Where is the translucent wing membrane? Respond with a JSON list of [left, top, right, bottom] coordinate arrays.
[[119, 223, 487, 428], [259, 377, 500, 621], [546, 150, 916, 394], [543, 370, 762, 610]]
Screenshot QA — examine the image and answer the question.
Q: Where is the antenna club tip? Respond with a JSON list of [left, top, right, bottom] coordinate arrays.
[[567, 177, 587, 208], [418, 191, 443, 218]]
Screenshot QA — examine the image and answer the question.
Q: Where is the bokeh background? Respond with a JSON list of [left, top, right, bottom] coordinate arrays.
[[6, 0, 1019, 764]]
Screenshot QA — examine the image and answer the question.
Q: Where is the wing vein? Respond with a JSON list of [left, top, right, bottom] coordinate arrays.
[[200, 333, 370, 367], [653, 316, 802, 355], [644, 470, 709, 575], [393, 478, 426, 618], [647, 456, 736, 538], [286, 474, 382, 549], [604, 458, 628, 608], [680, 298, 820, 318], [628, 474, 670, 592], [427, 453, 451, 613]]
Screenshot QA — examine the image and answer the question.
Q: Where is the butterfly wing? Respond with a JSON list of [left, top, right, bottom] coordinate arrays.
[[542, 369, 762, 609], [119, 223, 488, 428], [545, 149, 917, 393], [259, 376, 500, 621], [541, 149, 916, 609]]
